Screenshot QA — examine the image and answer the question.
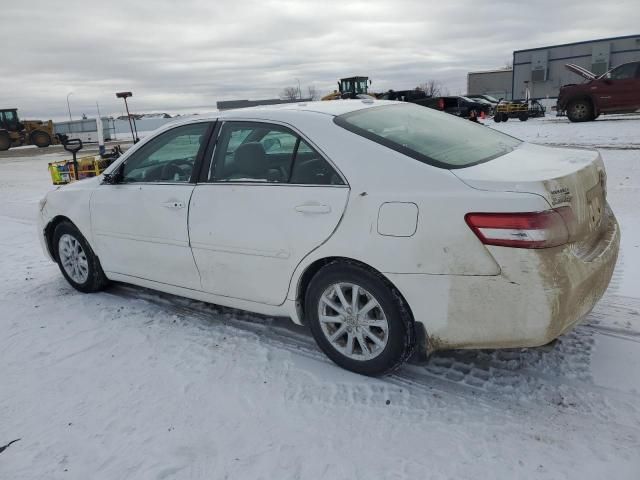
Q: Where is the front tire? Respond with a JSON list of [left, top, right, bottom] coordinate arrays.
[[305, 262, 414, 376], [53, 221, 108, 293], [566, 99, 594, 122]]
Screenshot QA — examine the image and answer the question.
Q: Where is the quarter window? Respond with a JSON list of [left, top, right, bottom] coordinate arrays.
[[122, 123, 209, 183], [290, 139, 343, 185], [211, 122, 344, 185]]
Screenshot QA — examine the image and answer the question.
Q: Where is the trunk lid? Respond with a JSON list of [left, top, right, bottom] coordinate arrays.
[[453, 143, 608, 241], [564, 63, 597, 81]]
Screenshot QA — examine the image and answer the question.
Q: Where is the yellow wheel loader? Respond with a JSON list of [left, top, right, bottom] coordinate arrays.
[[322, 76, 374, 100], [0, 108, 57, 151]]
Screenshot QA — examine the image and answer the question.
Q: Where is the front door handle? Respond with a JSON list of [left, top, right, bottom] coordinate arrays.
[[162, 201, 185, 209], [295, 204, 331, 214]]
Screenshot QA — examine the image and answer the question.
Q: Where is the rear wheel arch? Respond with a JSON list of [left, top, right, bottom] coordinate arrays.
[[294, 256, 428, 360]]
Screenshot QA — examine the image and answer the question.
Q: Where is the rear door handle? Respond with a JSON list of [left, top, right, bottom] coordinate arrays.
[[162, 201, 185, 209], [295, 204, 331, 214]]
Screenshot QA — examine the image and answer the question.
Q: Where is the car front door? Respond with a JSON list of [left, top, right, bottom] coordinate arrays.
[[594, 62, 640, 112], [90, 121, 213, 289], [189, 121, 349, 306]]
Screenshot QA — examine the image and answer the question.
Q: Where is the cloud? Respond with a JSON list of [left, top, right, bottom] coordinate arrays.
[[2, 0, 636, 119]]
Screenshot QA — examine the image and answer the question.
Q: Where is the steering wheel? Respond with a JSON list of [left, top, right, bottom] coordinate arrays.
[[160, 159, 191, 181]]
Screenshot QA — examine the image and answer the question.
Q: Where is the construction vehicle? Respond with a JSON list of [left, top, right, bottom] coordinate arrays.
[[0, 108, 57, 151], [493, 100, 529, 122], [322, 76, 373, 100]]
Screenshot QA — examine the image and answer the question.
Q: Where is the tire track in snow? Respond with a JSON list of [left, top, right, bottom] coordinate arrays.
[[107, 283, 639, 423]]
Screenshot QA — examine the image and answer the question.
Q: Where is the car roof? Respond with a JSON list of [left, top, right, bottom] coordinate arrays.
[[151, 100, 405, 134], [213, 99, 402, 121]]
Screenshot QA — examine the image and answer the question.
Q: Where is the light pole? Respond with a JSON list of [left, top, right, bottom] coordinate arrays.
[[295, 78, 302, 99], [116, 91, 139, 143], [67, 92, 73, 127]]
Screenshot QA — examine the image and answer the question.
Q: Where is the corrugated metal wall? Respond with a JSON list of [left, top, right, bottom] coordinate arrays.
[[512, 35, 640, 100]]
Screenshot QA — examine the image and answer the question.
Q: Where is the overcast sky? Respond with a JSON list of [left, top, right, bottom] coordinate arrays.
[[3, 0, 638, 120]]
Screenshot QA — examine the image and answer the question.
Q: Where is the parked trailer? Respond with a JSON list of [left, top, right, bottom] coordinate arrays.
[[54, 118, 112, 144]]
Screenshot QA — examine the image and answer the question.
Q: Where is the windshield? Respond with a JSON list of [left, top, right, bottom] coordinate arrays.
[[334, 103, 522, 169]]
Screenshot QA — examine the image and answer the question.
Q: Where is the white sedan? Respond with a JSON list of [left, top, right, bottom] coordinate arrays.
[[38, 100, 620, 375]]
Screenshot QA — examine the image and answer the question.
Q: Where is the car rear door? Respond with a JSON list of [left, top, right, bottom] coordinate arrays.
[[90, 121, 214, 289], [189, 120, 349, 306]]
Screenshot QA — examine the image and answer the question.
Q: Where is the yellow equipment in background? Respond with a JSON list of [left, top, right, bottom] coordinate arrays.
[[48, 155, 113, 185], [322, 76, 373, 100], [494, 101, 529, 122], [0, 108, 57, 151]]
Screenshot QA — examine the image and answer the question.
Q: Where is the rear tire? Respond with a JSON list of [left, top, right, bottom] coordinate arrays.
[[53, 221, 109, 293], [0, 131, 11, 151], [305, 262, 415, 376], [519, 112, 529, 121], [31, 130, 52, 148], [566, 99, 594, 122]]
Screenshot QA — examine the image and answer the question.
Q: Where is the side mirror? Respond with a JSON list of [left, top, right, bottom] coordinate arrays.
[[102, 163, 124, 184]]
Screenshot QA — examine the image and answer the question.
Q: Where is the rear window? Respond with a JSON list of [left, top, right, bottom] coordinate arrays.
[[334, 103, 521, 169]]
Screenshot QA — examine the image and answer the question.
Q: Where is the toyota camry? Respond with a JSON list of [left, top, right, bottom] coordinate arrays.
[[38, 100, 620, 375]]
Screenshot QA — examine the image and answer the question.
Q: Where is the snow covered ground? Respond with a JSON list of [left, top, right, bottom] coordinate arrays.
[[1, 114, 639, 479]]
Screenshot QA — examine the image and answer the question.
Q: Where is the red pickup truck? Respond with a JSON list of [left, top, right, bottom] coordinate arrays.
[[557, 61, 640, 122]]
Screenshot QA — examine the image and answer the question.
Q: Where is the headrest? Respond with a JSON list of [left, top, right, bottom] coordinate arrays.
[[233, 142, 266, 177]]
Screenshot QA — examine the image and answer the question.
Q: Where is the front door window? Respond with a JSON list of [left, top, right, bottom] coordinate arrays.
[[122, 123, 209, 183]]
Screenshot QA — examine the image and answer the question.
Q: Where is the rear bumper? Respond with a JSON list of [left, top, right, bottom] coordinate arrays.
[[387, 210, 620, 351]]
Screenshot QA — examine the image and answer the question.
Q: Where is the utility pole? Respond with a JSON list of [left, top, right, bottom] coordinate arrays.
[[66, 92, 74, 134]]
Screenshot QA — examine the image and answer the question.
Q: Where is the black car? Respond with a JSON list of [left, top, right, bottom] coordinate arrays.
[[378, 89, 433, 107], [423, 96, 491, 118], [467, 94, 501, 105]]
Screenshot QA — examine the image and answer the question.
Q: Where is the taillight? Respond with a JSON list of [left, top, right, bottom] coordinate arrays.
[[465, 208, 571, 249]]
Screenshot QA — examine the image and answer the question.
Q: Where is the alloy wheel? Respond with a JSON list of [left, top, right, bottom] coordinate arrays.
[[318, 282, 389, 361], [58, 233, 89, 284], [570, 102, 588, 120]]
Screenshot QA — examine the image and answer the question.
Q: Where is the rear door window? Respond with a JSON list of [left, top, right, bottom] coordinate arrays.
[[211, 122, 297, 183], [210, 122, 345, 185]]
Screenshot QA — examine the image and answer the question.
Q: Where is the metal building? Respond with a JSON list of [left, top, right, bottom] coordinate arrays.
[[467, 69, 512, 100], [511, 34, 640, 100]]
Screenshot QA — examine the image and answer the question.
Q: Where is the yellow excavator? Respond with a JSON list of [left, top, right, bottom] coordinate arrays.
[[322, 76, 374, 100], [0, 108, 57, 151]]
